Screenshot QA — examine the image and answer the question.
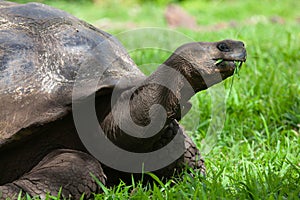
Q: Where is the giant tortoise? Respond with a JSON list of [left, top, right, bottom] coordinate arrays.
[[0, 1, 246, 199]]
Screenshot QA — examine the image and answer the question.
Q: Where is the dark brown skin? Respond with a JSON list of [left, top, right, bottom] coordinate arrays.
[[102, 40, 246, 152]]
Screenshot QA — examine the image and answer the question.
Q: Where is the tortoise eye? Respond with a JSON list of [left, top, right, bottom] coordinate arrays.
[[217, 43, 230, 52]]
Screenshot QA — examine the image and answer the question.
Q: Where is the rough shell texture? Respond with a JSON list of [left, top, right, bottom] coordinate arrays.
[[0, 1, 145, 147]]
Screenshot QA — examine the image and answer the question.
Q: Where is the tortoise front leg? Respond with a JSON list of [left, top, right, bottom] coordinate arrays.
[[153, 120, 206, 178], [0, 149, 106, 199]]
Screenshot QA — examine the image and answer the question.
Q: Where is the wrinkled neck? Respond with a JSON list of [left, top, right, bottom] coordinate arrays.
[[129, 63, 193, 126], [163, 54, 209, 93], [100, 62, 194, 152]]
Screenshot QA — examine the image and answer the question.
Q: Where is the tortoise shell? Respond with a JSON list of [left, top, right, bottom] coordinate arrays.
[[0, 1, 145, 147]]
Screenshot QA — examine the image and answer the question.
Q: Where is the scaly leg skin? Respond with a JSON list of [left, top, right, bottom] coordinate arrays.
[[0, 149, 106, 199], [153, 120, 206, 178], [102, 119, 205, 187]]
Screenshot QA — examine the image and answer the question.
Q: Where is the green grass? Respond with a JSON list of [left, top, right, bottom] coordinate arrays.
[[9, 0, 300, 199]]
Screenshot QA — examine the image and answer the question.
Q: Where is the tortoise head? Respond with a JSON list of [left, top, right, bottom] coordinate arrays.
[[164, 39, 247, 91]]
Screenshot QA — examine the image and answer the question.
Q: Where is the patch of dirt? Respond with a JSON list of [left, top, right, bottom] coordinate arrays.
[[164, 4, 198, 30], [94, 4, 293, 32], [163, 4, 289, 32]]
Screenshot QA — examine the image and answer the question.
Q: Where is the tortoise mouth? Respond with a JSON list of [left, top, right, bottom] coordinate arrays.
[[214, 58, 245, 73], [214, 50, 247, 72]]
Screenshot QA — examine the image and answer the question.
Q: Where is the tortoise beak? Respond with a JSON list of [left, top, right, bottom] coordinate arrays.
[[237, 50, 247, 62], [214, 48, 247, 66], [215, 49, 247, 75], [226, 49, 247, 62]]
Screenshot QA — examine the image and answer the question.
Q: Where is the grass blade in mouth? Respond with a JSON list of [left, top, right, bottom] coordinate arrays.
[[228, 61, 243, 96], [234, 61, 243, 76], [215, 59, 223, 65]]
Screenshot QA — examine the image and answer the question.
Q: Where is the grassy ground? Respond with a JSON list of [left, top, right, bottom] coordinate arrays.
[[10, 0, 300, 199]]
